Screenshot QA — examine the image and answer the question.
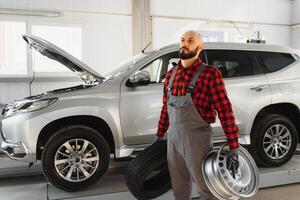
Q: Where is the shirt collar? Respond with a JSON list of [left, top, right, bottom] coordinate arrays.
[[178, 58, 202, 70]]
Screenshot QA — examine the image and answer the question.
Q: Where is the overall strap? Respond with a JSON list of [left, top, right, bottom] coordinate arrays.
[[187, 63, 207, 94], [167, 66, 179, 93]]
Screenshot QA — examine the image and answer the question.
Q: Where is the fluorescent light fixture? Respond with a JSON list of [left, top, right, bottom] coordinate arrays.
[[206, 20, 252, 29], [0, 8, 60, 17]]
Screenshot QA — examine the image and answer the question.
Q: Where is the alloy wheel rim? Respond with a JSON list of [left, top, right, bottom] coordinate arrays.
[[54, 138, 100, 182], [263, 124, 292, 160]]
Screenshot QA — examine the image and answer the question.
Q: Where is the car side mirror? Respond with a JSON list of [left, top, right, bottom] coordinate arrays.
[[127, 70, 151, 87]]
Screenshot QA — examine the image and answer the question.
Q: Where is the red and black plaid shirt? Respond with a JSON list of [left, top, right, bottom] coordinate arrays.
[[157, 59, 239, 149]]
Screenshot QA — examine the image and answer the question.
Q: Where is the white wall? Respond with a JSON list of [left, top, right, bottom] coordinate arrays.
[[0, 0, 133, 74], [291, 0, 300, 50], [0, 0, 133, 104], [0, 0, 298, 104], [152, 17, 290, 49], [150, 0, 291, 49]]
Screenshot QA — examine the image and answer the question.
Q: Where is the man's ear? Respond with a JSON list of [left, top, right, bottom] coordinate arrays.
[[197, 45, 203, 54]]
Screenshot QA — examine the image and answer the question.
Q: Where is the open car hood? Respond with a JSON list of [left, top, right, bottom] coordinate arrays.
[[23, 35, 104, 84]]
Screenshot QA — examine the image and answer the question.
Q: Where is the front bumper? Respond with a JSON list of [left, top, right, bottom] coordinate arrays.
[[1, 140, 35, 162], [0, 111, 51, 163]]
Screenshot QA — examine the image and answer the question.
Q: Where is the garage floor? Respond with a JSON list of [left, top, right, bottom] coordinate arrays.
[[1, 146, 300, 200]]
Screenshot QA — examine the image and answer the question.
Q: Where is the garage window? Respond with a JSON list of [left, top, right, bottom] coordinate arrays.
[[0, 21, 27, 75], [253, 51, 295, 73], [31, 25, 82, 73]]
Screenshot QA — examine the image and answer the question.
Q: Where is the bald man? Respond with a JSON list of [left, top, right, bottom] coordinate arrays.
[[156, 31, 240, 199]]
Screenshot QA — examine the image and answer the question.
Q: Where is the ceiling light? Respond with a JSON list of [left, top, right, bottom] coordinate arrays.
[[0, 8, 61, 17]]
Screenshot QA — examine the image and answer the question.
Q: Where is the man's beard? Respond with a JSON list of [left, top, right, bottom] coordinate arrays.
[[179, 46, 199, 60]]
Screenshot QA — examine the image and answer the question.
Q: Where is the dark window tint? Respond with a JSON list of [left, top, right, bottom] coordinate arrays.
[[254, 51, 295, 73], [206, 50, 252, 78]]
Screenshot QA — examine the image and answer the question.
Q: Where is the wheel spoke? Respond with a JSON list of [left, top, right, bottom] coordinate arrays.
[[278, 146, 284, 154], [66, 165, 75, 179], [275, 147, 280, 159], [57, 151, 70, 158], [265, 143, 273, 152], [85, 162, 96, 169], [270, 147, 275, 157], [83, 156, 99, 162], [277, 127, 285, 137], [264, 132, 273, 139], [86, 147, 96, 155], [279, 143, 290, 150], [75, 139, 78, 153], [263, 141, 272, 144], [275, 125, 280, 136], [59, 165, 70, 173], [79, 166, 90, 178], [76, 168, 79, 181], [281, 132, 290, 139], [81, 140, 89, 154], [55, 159, 69, 166], [269, 128, 275, 136], [64, 142, 75, 155]]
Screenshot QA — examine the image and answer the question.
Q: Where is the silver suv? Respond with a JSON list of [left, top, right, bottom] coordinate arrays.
[[1, 35, 300, 191]]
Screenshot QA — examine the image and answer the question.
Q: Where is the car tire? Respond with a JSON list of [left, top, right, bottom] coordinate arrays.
[[124, 140, 171, 200], [249, 114, 298, 167], [41, 125, 110, 191]]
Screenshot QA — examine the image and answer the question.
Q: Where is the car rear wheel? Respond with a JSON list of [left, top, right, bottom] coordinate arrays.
[[41, 125, 110, 191], [249, 114, 297, 167]]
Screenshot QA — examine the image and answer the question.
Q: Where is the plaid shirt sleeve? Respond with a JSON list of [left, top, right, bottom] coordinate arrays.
[[209, 68, 240, 149], [156, 70, 172, 137]]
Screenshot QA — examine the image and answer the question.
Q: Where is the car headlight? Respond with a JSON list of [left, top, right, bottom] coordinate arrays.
[[2, 98, 58, 118]]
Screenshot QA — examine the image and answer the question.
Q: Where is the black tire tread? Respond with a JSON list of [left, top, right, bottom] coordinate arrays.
[[125, 140, 171, 200]]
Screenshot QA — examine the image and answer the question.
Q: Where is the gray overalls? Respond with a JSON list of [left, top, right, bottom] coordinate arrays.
[[167, 63, 218, 200]]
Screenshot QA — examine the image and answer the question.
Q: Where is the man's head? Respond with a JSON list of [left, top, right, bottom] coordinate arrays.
[[179, 31, 204, 60]]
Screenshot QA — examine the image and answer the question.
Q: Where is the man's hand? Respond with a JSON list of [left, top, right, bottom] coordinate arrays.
[[226, 148, 239, 179]]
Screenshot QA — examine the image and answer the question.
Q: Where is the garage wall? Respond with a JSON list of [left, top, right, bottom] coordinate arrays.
[[0, 0, 132, 104], [0, 0, 133, 73], [150, 0, 291, 49], [0, 0, 298, 106], [291, 0, 300, 50]]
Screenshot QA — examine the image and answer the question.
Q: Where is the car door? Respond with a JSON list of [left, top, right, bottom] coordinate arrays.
[[120, 51, 179, 145], [206, 49, 272, 142]]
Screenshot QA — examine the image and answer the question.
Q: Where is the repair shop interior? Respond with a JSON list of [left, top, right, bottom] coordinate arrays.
[[0, 0, 300, 200]]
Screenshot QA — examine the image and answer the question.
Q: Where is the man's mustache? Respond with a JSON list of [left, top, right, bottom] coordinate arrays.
[[180, 47, 188, 51]]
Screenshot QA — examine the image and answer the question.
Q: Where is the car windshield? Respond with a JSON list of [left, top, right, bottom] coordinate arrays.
[[103, 53, 147, 79]]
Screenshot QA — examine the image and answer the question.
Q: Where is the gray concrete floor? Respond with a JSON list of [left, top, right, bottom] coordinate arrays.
[[0, 145, 300, 199], [0, 172, 300, 200]]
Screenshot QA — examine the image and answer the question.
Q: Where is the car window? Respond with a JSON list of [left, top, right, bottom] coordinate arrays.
[[206, 50, 252, 78], [253, 51, 295, 73], [142, 59, 163, 83], [140, 50, 208, 84], [141, 52, 179, 84], [104, 53, 146, 79]]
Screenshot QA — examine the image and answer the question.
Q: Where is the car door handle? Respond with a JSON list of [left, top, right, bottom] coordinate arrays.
[[250, 85, 267, 92]]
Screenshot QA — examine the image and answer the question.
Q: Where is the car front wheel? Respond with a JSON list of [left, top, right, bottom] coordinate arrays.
[[249, 114, 298, 167], [41, 125, 110, 191]]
